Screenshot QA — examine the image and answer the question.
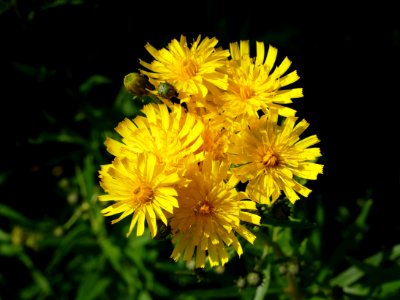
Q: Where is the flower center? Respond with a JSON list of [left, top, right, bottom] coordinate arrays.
[[262, 150, 280, 168], [240, 85, 254, 100], [180, 59, 198, 78], [194, 200, 213, 215], [132, 185, 154, 204]]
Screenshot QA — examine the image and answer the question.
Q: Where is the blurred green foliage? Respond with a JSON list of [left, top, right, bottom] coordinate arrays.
[[1, 1, 400, 299]]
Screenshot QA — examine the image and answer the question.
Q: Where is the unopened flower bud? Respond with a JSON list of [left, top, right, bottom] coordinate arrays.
[[157, 82, 178, 99], [288, 262, 299, 275], [53, 226, 64, 237], [214, 265, 225, 274], [123, 73, 154, 96], [11, 226, 24, 246], [236, 276, 246, 289], [246, 271, 262, 286]]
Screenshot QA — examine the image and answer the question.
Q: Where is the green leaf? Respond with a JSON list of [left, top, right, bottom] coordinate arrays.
[[389, 244, 400, 261], [0, 204, 34, 226], [151, 281, 171, 298], [309, 197, 324, 257], [46, 223, 89, 273], [329, 251, 383, 287], [0, 1, 12, 14], [254, 260, 271, 300], [125, 247, 154, 290], [329, 264, 365, 288], [75, 273, 111, 300], [354, 198, 373, 230], [114, 86, 142, 117], [11, 62, 54, 81], [177, 286, 240, 299], [374, 279, 400, 298], [330, 243, 400, 289], [29, 130, 87, 145], [98, 237, 121, 270], [0, 243, 23, 256], [40, 0, 84, 12], [79, 75, 112, 96], [318, 198, 374, 283], [99, 237, 141, 291], [343, 283, 370, 296], [137, 290, 153, 300], [0, 229, 10, 241], [31, 269, 52, 295], [260, 216, 316, 229]]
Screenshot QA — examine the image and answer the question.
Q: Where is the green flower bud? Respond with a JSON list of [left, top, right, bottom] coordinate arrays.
[[246, 271, 262, 286], [236, 276, 246, 289], [123, 73, 154, 96], [157, 82, 178, 99], [287, 262, 299, 275]]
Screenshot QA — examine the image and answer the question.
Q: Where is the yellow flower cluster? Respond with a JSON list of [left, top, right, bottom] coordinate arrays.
[[98, 35, 324, 268]]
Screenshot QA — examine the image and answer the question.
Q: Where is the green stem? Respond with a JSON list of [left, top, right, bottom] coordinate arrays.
[[253, 227, 302, 300], [253, 256, 271, 300]]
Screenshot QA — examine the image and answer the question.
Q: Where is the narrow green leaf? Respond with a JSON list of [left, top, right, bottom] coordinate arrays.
[[98, 237, 122, 272], [177, 286, 240, 299], [29, 130, 87, 145], [114, 86, 141, 116], [330, 243, 400, 288], [374, 279, 400, 298], [137, 290, 153, 300], [310, 198, 324, 257], [0, 204, 34, 226], [389, 244, 400, 261], [31, 269, 52, 295], [0, 229, 10, 241], [319, 198, 374, 283], [329, 265, 365, 287], [0, 243, 23, 256], [75, 273, 111, 300], [354, 198, 373, 230], [343, 283, 370, 296], [254, 260, 271, 300], [46, 223, 89, 273], [125, 247, 154, 290], [260, 216, 316, 229], [79, 75, 111, 96], [0, 1, 12, 14]]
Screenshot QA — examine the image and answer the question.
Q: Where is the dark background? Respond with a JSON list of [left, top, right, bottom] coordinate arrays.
[[1, 0, 399, 271]]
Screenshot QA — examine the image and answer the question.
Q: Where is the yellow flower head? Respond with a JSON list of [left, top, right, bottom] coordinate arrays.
[[197, 118, 232, 162], [170, 155, 261, 268], [139, 35, 230, 103], [105, 103, 205, 172], [228, 109, 324, 205], [220, 40, 303, 119], [98, 152, 180, 238]]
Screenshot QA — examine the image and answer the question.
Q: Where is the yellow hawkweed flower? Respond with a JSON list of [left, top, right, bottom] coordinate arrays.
[[139, 35, 230, 104], [198, 118, 231, 162], [170, 155, 261, 268], [104, 103, 205, 172], [98, 153, 180, 238], [228, 109, 323, 205], [220, 40, 303, 119]]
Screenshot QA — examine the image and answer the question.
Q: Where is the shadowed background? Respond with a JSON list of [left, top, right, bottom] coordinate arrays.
[[1, 1, 399, 299]]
